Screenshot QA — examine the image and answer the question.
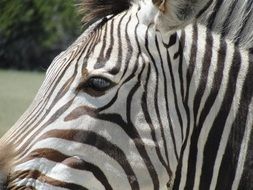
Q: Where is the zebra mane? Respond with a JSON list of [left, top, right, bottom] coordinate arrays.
[[199, 0, 253, 49], [78, 0, 131, 25], [78, 0, 253, 49]]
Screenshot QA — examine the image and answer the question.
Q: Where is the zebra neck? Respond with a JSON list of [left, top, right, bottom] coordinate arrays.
[[169, 23, 253, 189]]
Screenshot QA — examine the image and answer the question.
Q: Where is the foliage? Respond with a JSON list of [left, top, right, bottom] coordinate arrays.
[[0, 0, 82, 70]]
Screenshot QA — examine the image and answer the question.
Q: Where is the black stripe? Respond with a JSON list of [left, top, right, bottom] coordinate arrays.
[[105, 18, 115, 60], [143, 25, 170, 189], [193, 29, 213, 125], [39, 129, 140, 190], [155, 35, 173, 175], [110, 12, 127, 75], [165, 34, 184, 142], [238, 114, 253, 189], [84, 27, 101, 57], [216, 52, 253, 190], [221, 0, 237, 38], [185, 27, 214, 189], [172, 24, 198, 190], [163, 33, 177, 48], [179, 30, 185, 100], [196, 0, 215, 18], [197, 37, 226, 147], [96, 21, 108, 67], [121, 14, 133, 79], [206, 0, 224, 30], [184, 24, 198, 103], [21, 148, 113, 190], [164, 48, 179, 161], [200, 46, 241, 189]]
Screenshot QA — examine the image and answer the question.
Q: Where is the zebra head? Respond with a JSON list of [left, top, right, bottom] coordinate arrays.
[[4, 0, 253, 189]]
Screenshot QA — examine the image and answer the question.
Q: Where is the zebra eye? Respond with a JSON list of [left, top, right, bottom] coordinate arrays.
[[87, 77, 112, 91], [77, 76, 115, 96]]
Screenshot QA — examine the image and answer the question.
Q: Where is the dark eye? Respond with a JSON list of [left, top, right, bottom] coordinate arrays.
[[77, 76, 114, 97], [87, 77, 112, 91]]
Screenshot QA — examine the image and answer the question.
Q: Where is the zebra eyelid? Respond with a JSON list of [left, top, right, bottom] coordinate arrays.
[[76, 76, 116, 97]]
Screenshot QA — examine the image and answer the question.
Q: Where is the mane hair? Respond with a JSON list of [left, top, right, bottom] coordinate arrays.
[[199, 0, 253, 49], [78, 0, 131, 26], [78, 0, 253, 49]]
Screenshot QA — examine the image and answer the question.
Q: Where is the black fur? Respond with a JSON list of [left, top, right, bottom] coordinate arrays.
[[79, 0, 131, 25]]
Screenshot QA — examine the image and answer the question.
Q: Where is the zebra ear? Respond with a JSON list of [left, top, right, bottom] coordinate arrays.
[[152, 0, 211, 32]]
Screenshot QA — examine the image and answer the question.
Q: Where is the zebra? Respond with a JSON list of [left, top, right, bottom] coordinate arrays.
[[1, 0, 253, 189]]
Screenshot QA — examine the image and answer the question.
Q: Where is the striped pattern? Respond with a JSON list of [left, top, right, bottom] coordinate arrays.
[[199, 0, 253, 48], [173, 24, 253, 189], [1, 0, 253, 189]]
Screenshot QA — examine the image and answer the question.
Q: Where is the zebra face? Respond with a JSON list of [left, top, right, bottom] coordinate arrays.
[[46, 9, 177, 189], [4, 3, 182, 190], [4, 0, 253, 189], [61, 14, 174, 190]]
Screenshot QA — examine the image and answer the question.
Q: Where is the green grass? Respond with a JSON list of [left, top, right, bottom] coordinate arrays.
[[0, 70, 45, 137]]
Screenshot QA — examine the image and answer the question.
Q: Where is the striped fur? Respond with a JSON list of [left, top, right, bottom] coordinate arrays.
[[0, 143, 16, 189], [199, 0, 253, 48], [1, 0, 253, 189]]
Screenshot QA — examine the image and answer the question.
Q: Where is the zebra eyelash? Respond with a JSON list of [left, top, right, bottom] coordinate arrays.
[[87, 77, 113, 91], [77, 76, 115, 96]]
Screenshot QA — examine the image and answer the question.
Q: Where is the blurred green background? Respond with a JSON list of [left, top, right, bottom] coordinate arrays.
[[0, 0, 82, 136], [0, 70, 44, 136]]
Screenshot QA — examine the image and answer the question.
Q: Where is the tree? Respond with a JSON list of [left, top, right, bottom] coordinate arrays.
[[0, 0, 82, 70]]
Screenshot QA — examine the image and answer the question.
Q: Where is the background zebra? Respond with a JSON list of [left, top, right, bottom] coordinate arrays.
[[1, 0, 253, 189]]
